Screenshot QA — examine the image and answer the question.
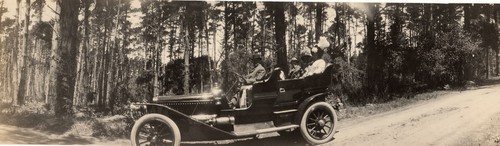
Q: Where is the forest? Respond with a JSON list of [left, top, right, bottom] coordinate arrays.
[[0, 0, 499, 117]]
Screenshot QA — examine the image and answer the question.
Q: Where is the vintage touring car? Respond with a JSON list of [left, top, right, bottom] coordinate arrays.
[[129, 65, 340, 146]]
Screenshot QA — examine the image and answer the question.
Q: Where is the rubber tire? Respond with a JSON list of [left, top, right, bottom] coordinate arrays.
[[131, 113, 181, 146], [299, 102, 337, 145]]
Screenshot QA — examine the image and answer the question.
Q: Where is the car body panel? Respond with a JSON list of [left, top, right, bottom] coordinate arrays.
[[131, 65, 336, 142]]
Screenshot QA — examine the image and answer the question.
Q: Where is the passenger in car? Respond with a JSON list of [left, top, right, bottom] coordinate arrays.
[[237, 54, 266, 108], [300, 49, 313, 72], [301, 36, 331, 78], [244, 54, 266, 83], [288, 57, 303, 79], [301, 45, 327, 78]]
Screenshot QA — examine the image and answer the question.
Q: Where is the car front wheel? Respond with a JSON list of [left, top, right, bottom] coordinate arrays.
[[131, 113, 181, 146], [299, 102, 337, 145]]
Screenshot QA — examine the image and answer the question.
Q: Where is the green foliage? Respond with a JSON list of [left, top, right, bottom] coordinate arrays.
[[161, 56, 212, 95], [330, 57, 365, 105], [0, 104, 130, 138], [356, 4, 487, 104], [90, 115, 130, 138], [220, 51, 253, 92], [31, 21, 53, 42]]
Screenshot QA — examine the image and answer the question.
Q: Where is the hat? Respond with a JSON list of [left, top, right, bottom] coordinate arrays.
[[291, 57, 299, 63], [317, 36, 330, 49]]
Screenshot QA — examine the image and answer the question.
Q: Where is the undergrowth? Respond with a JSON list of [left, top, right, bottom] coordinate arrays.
[[0, 101, 132, 139]]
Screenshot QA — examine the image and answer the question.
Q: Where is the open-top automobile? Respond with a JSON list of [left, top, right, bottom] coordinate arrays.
[[129, 65, 340, 146]]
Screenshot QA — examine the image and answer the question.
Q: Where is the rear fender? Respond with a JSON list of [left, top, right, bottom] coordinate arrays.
[[293, 93, 328, 124]]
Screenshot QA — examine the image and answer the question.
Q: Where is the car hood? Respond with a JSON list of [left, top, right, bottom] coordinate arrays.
[[153, 94, 215, 103]]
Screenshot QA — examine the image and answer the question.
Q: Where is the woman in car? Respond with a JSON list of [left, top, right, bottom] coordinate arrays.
[[301, 37, 330, 78]]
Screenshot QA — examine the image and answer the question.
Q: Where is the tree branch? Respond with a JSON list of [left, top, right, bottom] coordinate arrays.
[[47, 5, 60, 16]]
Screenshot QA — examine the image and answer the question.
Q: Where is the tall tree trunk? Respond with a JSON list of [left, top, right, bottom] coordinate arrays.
[[486, 5, 492, 79], [74, 0, 91, 106], [212, 22, 217, 85], [199, 28, 203, 93], [288, 4, 295, 58], [261, 5, 266, 57], [464, 4, 471, 32], [0, 0, 4, 96], [366, 3, 378, 94], [272, 2, 288, 74], [53, 0, 79, 116], [315, 3, 323, 41], [17, 0, 30, 105], [12, 0, 21, 105], [106, 0, 121, 112], [152, 30, 159, 98], [205, 12, 211, 89], [45, 2, 59, 106], [487, 47, 490, 79], [98, 2, 110, 110], [98, 36, 104, 109], [118, 8, 130, 88], [152, 4, 162, 98], [308, 5, 313, 46], [0, 0, 3, 33], [222, 2, 229, 91], [32, 0, 45, 102], [183, 23, 190, 95], [494, 5, 499, 76]]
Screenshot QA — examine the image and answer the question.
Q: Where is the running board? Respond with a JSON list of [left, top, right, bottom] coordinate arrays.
[[232, 124, 299, 137]]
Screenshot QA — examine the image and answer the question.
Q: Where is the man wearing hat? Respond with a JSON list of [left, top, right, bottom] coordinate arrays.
[[288, 57, 303, 79], [244, 54, 266, 83], [232, 54, 266, 108]]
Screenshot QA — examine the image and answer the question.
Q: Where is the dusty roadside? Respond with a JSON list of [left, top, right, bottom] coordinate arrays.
[[453, 111, 500, 146], [329, 83, 500, 146]]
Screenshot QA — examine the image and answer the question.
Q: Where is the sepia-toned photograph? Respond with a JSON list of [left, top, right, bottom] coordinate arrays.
[[0, 0, 500, 145]]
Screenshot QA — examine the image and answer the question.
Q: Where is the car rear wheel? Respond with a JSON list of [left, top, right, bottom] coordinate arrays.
[[299, 102, 337, 145], [131, 114, 181, 146]]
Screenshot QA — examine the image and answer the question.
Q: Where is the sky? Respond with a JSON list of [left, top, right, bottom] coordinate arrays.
[[2, 0, 57, 22]]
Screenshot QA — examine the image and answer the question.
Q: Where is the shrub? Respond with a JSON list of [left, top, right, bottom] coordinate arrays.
[[329, 57, 365, 105], [91, 115, 131, 138]]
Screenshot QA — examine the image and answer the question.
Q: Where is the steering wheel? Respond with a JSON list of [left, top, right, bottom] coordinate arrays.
[[232, 71, 249, 85], [230, 71, 254, 108]]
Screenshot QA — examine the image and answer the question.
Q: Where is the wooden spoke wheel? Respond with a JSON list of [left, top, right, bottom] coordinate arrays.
[[131, 114, 181, 146], [299, 102, 337, 145]]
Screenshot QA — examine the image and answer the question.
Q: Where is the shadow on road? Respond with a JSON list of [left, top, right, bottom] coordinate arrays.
[[182, 134, 309, 146]]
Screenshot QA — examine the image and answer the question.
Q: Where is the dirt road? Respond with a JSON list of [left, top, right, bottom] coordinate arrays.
[[0, 84, 499, 146], [330, 84, 500, 146]]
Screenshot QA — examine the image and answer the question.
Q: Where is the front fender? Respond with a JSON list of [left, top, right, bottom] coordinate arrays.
[[130, 103, 237, 141], [293, 93, 328, 124]]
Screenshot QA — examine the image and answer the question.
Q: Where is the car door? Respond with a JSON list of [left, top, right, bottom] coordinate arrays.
[[275, 79, 303, 110]]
